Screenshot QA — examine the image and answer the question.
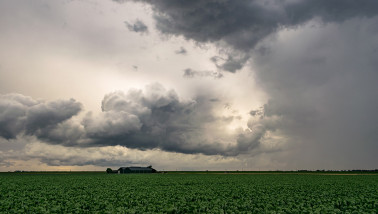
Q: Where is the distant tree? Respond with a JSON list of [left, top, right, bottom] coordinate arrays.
[[106, 168, 113, 174]]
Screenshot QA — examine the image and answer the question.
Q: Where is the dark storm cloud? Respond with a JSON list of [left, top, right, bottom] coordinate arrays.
[[117, 0, 378, 74], [3, 1, 378, 165], [0, 94, 82, 140], [175, 47, 187, 55], [81, 83, 230, 155], [250, 17, 378, 167], [183, 68, 223, 79], [111, 0, 378, 167], [129, 0, 378, 50], [34, 120, 86, 146], [25, 100, 82, 134], [124, 19, 148, 33], [80, 84, 279, 156], [1, 85, 274, 156]]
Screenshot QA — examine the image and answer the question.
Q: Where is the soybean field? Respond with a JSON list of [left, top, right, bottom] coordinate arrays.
[[0, 172, 377, 213]]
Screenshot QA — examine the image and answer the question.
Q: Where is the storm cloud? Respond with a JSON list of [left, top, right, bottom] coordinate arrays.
[[114, 0, 378, 167], [130, 0, 378, 50], [250, 19, 378, 167], [0, 94, 82, 140], [121, 0, 378, 73], [1, 0, 377, 170], [0, 84, 278, 157], [81, 83, 277, 156]]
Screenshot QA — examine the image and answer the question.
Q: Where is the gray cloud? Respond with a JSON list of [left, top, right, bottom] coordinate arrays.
[[34, 154, 138, 167], [131, 0, 378, 50], [175, 46, 187, 55], [210, 55, 249, 73], [114, 0, 378, 168], [121, 0, 378, 74], [20, 142, 148, 167], [0, 93, 82, 140], [84, 84, 280, 156], [15, 141, 246, 170], [2, 0, 377, 168], [25, 100, 83, 134], [34, 120, 86, 147], [124, 19, 148, 34], [0, 153, 14, 167], [250, 18, 378, 168], [183, 68, 223, 79], [82, 84, 228, 155], [1, 84, 278, 157], [209, 98, 219, 102]]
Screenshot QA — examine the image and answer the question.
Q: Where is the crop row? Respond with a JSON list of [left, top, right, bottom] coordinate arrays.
[[0, 173, 377, 213]]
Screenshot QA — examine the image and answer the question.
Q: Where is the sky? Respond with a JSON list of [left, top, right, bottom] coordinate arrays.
[[0, 0, 377, 171]]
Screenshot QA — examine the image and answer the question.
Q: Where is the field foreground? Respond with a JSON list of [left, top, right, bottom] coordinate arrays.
[[0, 173, 377, 213]]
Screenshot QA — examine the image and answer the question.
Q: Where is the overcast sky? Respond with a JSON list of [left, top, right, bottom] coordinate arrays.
[[1, 0, 377, 171]]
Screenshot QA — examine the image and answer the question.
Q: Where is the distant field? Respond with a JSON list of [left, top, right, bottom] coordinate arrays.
[[164, 170, 378, 175], [1, 173, 377, 213]]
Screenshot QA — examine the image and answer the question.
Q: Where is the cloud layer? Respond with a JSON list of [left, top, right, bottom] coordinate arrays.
[[133, 0, 378, 51], [117, 0, 378, 167], [124, 0, 378, 74], [0, 94, 82, 140], [252, 19, 378, 167], [0, 84, 280, 157], [1, 0, 377, 170]]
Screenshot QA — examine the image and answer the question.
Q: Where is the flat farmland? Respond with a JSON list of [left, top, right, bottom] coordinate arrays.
[[0, 173, 377, 213]]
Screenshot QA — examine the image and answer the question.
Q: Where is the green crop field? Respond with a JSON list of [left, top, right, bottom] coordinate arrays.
[[0, 173, 377, 213]]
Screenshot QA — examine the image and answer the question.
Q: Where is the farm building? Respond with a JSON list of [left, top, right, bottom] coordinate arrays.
[[118, 166, 157, 174]]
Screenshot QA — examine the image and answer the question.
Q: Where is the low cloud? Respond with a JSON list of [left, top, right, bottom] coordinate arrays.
[[249, 19, 378, 167], [128, 0, 378, 51], [183, 68, 223, 79], [0, 93, 82, 140], [124, 19, 148, 34], [210, 55, 249, 73], [119, 0, 378, 74], [175, 47, 187, 55], [6, 141, 247, 170], [0, 153, 14, 167], [114, 0, 378, 168], [0, 84, 282, 157]]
